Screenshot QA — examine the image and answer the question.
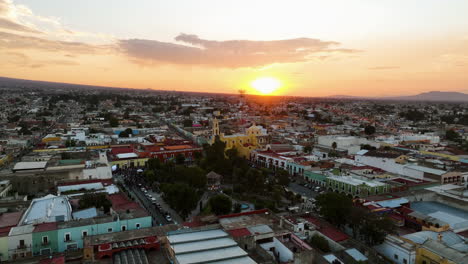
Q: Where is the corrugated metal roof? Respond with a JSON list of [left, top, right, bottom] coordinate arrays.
[[72, 207, 98, 220], [376, 198, 409, 208], [345, 248, 368, 261]]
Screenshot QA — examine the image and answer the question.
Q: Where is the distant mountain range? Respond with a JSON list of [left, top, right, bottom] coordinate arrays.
[[328, 91, 468, 102], [1, 76, 468, 101]]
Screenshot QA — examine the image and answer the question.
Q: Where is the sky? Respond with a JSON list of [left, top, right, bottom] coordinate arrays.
[[1, 0, 468, 97]]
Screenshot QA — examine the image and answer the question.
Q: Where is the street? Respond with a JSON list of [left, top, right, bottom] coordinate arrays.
[[114, 170, 183, 226]]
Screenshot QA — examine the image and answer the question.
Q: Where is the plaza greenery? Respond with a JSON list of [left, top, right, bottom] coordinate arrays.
[[315, 192, 395, 245]]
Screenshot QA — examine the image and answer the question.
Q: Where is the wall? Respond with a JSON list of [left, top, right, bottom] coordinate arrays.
[[355, 155, 424, 180], [0, 236, 8, 262], [56, 215, 152, 253], [7, 231, 33, 260], [259, 237, 294, 263], [374, 237, 416, 264], [32, 230, 59, 256]]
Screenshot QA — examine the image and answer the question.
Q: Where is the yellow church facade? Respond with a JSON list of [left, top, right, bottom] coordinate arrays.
[[211, 118, 269, 159]]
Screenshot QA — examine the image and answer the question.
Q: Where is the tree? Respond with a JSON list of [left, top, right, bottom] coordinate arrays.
[[147, 158, 161, 170], [183, 119, 193, 127], [331, 142, 337, 151], [446, 130, 460, 141], [144, 170, 157, 183], [79, 193, 112, 213], [277, 169, 290, 186], [175, 154, 186, 165], [309, 234, 330, 252], [304, 145, 313, 154], [160, 183, 199, 218], [109, 116, 119, 127], [364, 125, 376, 135], [119, 128, 133, 138], [315, 192, 352, 227], [65, 139, 76, 147], [209, 194, 232, 215]]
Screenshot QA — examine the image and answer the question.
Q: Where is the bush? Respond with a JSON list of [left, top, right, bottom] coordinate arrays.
[[309, 234, 330, 252], [209, 194, 232, 215]]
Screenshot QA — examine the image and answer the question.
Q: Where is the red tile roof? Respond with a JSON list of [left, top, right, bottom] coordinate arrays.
[[39, 256, 65, 264], [0, 226, 12, 237], [228, 228, 252, 238], [303, 216, 349, 242], [111, 146, 135, 155], [456, 230, 468, 238], [0, 211, 23, 228], [34, 222, 58, 233], [108, 193, 143, 213]]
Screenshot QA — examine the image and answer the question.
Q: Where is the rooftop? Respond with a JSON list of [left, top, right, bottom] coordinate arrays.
[[167, 228, 256, 264], [20, 194, 72, 225], [13, 161, 47, 171], [328, 175, 386, 187], [0, 211, 23, 228]]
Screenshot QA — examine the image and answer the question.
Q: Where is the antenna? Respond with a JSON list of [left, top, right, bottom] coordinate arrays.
[[238, 89, 246, 99]]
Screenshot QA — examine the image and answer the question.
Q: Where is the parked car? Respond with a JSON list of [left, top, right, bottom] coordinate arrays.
[[166, 215, 172, 222]]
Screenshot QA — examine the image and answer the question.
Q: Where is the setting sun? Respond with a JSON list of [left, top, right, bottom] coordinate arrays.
[[251, 77, 282, 95]]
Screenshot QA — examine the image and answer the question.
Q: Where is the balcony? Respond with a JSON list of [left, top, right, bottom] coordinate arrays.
[[42, 241, 50, 246]]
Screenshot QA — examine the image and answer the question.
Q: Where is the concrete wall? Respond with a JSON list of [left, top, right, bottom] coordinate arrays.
[[374, 237, 416, 264], [260, 237, 294, 263], [0, 236, 8, 261], [355, 155, 424, 180]]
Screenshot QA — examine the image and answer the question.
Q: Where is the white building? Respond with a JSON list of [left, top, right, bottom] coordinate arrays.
[[354, 151, 446, 180], [374, 235, 416, 264], [8, 225, 34, 260], [19, 195, 72, 226], [317, 135, 380, 154]]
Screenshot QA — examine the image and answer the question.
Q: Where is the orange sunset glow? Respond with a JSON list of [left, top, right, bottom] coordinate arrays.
[[1, 0, 468, 97]]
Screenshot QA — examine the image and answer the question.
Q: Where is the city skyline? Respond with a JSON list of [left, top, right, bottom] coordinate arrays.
[[1, 0, 468, 96]]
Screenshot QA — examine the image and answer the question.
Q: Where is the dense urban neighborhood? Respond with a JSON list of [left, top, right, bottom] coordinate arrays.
[[0, 83, 467, 264]]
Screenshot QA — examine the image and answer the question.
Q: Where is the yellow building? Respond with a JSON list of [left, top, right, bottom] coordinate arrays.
[[416, 240, 465, 264], [211, 118, 269, 158], [404, 231, 467, 264]]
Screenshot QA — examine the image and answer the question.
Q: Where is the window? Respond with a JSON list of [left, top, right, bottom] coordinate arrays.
[[82, 230, 88, 238], [136, 223, 141, 229], [64, 233, 71, 242], [403, 259, 407, 264], [19, 239, 25, 247], [394, 254, 398, 260], [42, 236, 49, 244], [107, 228, 113, 233], [121, 225, 127, 231]]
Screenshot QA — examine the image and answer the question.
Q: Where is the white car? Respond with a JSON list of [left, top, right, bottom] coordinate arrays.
[[166, 215, 172, 222]]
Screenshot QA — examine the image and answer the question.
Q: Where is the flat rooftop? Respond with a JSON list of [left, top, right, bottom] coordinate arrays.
[[20, 194, 72, 225], [411, 201, 468, 231], [328, 175, 386, 187], [13, 161, 47, 171], [168, 229, 228, 244], [167, 228, 257, 264]]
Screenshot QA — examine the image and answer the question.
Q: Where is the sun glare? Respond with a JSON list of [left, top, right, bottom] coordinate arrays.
[[251, 77, 281, 95]]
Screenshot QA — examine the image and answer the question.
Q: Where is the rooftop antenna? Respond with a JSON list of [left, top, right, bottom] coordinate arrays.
[[238, 89, 246, 99]]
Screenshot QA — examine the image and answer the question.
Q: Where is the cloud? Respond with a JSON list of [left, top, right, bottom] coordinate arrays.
[[119, 33, 358, 68], [0, 17, 40, 33], [0, 31, 108, 54], [368, 66, 400, 70], [1, 50, 78, 68]]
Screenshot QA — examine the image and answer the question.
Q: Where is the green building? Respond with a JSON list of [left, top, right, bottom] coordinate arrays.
[[326, 175, 389, 197], [304, 170, 328, 185], [32, 223, 59, 256]]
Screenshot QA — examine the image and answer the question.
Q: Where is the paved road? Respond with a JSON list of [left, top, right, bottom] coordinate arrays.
[[115, 173, 183, 226], [287, 182, 320, 199]]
